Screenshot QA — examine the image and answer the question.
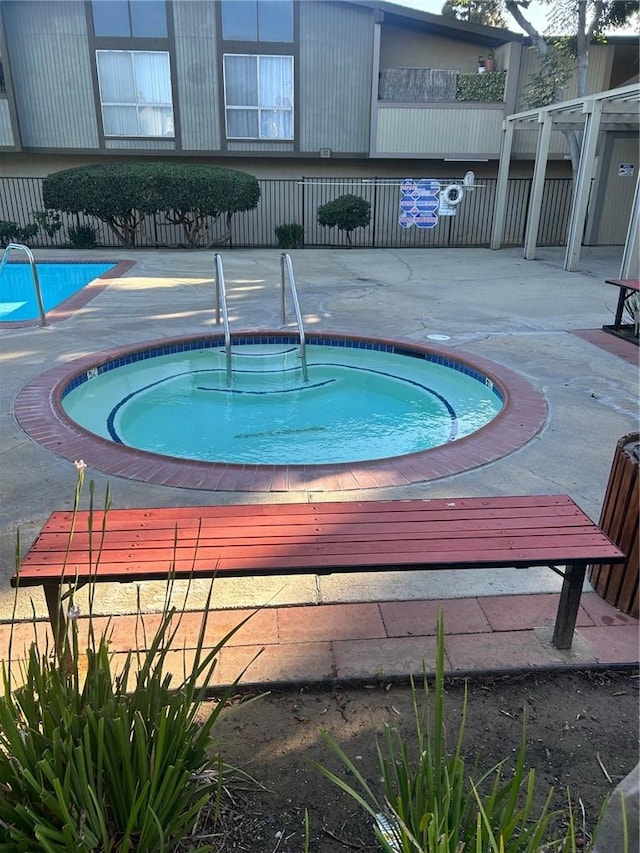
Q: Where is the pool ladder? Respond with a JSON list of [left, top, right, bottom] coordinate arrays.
[[0, 243, 47, 326], [213, 252, 308, 383]]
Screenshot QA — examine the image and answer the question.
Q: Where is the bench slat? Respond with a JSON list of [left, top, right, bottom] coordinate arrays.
[[27, 513, 602, 553], [14, 546, 621, 583], [21, 525, 616, 563], [37, 495, 580, 529]]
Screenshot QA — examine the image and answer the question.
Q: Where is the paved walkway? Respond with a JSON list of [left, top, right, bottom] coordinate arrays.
[[1, 245, 637, 683], [1, 592, 636, 688]]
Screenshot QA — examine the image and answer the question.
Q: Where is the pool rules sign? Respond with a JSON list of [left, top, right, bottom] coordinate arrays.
[[399, 179, 440, 229]]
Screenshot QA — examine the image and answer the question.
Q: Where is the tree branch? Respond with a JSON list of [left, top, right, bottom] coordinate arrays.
[[587, 0, 606, 39], [505, 1, 548, 53]]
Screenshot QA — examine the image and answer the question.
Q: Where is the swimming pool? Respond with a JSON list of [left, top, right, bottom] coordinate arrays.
[[61, 337, 504, 465], [0, 262, 117, 322]]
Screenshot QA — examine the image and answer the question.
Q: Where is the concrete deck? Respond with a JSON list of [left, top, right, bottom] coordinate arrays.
[[1, 244, 637, 683]]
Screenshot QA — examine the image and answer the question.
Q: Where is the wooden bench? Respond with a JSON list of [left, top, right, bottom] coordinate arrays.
[[13, 495, 625, 653], [603, 278, 640, 334]]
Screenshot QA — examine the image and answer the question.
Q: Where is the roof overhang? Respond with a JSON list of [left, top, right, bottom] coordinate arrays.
[[348, 0, 524, 47]]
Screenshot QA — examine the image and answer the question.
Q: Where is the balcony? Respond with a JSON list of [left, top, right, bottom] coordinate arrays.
[[373, 67, 507, 159]]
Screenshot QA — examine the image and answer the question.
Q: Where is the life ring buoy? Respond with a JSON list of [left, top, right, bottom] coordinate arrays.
[[442, 184, 464, 206]]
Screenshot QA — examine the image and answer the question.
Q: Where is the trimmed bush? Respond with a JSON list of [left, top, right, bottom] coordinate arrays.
[[275, 222, 304, 249], [317, 194, 371, 246], [42, 163, 261, 249]]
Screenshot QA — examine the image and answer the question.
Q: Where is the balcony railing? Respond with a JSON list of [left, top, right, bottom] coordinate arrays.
[[378, 67, 506, 104]]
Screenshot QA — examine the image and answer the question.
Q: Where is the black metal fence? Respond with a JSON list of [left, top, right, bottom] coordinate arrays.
[[0, 175, 574, 250]]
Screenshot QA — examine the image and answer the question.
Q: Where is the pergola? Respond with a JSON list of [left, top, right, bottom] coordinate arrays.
[[490, 83, 640, 276]]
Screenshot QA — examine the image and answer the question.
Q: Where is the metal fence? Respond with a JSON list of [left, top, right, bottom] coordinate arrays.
[[0, 175, 574, 250]]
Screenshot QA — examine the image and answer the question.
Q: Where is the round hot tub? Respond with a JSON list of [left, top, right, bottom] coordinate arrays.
[[15, 332, 547, 491]]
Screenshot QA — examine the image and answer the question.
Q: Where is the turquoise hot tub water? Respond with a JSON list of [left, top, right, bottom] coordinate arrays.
[[62, 336, 503, 466], [0, 262, 115, 321]]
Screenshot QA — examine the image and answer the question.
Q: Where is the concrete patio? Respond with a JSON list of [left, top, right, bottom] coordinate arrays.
[[0, 244, 637, 684]]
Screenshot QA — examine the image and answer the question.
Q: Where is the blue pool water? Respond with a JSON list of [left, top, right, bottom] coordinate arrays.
[[62, 336, 503, 466], [0, 262, 115, 321]]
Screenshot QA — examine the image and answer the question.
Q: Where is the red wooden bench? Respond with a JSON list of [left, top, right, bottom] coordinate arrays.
[[13, 495, 625, 653], [603, 278, 640, 334]]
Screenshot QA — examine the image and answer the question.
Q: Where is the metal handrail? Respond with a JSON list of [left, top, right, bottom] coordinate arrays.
[[280, 253, 308, 382], [0, 243, 47, 326], [213, 253, 232, 386]]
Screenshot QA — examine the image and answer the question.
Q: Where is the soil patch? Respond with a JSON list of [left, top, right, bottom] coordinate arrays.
[[198, 668, 639, 851]]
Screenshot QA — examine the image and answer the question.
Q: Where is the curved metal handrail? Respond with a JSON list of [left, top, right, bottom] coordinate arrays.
[[213, 252, 232, 386], [0, 243, 47, 326], [280, 253, 308, 382]]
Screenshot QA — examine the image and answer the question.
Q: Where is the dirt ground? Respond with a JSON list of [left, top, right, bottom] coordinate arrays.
[[199, 668, 639, 852]]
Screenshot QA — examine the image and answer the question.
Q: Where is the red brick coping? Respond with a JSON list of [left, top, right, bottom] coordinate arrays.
[[14, 333, 548, 492], [1, 260, 135, 328]]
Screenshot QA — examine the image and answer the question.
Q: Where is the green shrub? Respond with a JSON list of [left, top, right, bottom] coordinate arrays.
[[0, 466, 258, 851], [275, 222, 304, 249], [317, 194, 371, 246], [456, 70, 506, 102], [43, 163, 261, 249], [67, 223, 99, 249], [0, 219, 38, 247], [314, 613, 579, 852]]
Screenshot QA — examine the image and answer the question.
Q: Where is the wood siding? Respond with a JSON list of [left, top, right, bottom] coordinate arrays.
[[512, 128, 569, 158], [515, 44, 612, 112], [375, 105, 504, 157], [587, 134, 638, 245], [0, 100, 14, 146], [380, 23, 485, 74], [3, 1, 99, 149], [173, 0, 220, 151], [298, 1, 372, 154], [512, 45, 615, 157]]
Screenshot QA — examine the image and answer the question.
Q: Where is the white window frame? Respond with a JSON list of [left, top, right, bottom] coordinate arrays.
[[223, 53, 294, 141], [96, 49, 175, 138]]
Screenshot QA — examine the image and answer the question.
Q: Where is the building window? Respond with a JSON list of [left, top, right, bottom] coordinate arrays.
[[92, 0, 168, 38], [96, 50, 174, 137], [221, 0, 293, 42], [224, 54, 293, 139]]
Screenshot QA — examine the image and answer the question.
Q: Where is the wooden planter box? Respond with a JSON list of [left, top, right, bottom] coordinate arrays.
[[588, 433, 639, 617]]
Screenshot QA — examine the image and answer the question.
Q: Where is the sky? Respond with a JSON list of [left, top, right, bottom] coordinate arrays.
[[385, 0, 638, 35], [387, 0, 549, 34]]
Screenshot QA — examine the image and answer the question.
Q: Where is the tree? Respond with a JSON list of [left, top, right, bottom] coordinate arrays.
[[504, 0, 639, 171], [441, 0, 506, 27], [317, 195, 371, 246]]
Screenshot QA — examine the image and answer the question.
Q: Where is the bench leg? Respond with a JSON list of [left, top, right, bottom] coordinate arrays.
[[614, 287, 627, 331], [43, 582, 72, 669], [552, 561, 586, 649]]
